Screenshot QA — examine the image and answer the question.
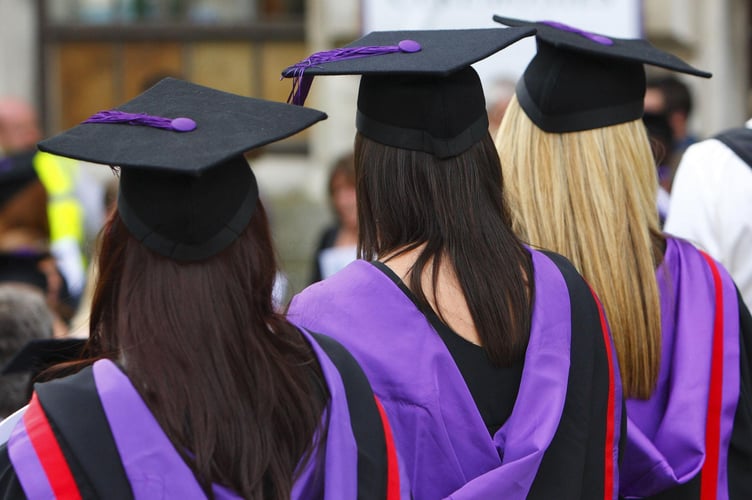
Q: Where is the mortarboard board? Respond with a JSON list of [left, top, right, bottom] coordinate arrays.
[[493, 16, 711, 133], [38, 78, 327, 261], [281, 28, 536, 158], [1, 337, 87, 376]]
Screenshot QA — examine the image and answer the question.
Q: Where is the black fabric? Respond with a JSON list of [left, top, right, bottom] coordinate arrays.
[[38, 78, 327, 174], [528, 251, 614, 499], [34, 365, 133, 499], [371, 260, 523, 436], [0, 444, 25, 500], [281, 28, 533, 156], [0, 253, 49, 295], [309, 225, 339, 284], [0, 151, 38, 210], [281, 28, 535, 78], [37, 78, 326, 262], [308, 331, 388, 500], [117, 155, 258, 261], [1, 337, 85, 375], [727, 289, 752, 499], [715, 127, 752, 168], [515, 50, 644, 133], [355, 74, 490, 157], [494, 16, 710, 133]]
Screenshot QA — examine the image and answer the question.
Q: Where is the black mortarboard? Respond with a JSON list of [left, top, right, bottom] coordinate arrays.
[[1, 338, 86, 376], [281, 28, 535, 158], [38, 78, 327, 261], [493, 16, 711, 133]]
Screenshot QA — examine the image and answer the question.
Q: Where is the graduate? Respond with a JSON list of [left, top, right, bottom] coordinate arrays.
[[493, 16, 752, 499], [282, 28, 623, 499], [0, 78, 406, 499]]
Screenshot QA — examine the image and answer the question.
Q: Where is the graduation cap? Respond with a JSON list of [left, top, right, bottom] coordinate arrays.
[[281, 28, 536, 158], [38, 78, 327, 261], [493, 16, 712, 133], [2, 337, 87, 376]]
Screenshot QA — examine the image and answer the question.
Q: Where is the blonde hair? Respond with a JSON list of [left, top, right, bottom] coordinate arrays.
[[495, 95, 663, 399]]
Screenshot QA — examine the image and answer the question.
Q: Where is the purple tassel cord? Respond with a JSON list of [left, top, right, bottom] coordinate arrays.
[[540, 21, 613, 46], [285, 40, 421, 106], [83, 110, 197, 132]]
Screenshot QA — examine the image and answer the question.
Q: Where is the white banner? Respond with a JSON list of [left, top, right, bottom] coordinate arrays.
[[361, 0, 642, 91]]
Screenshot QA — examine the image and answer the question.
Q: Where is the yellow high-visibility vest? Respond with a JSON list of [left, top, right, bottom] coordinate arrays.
[[32, 151, 85, 246]]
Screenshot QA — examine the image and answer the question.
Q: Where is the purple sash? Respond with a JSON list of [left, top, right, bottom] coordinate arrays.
[[620, 237, 740, 498], [288, 250, 606, 499], [8, 327, 366, 499]]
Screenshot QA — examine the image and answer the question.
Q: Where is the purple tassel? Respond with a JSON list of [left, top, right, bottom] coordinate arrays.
[[541, 21, 614, 46], [285, 40, 421, 106], [83, 110, 197, 132]]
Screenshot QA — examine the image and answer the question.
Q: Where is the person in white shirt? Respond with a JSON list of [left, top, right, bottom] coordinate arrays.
[[665, 119, 752, 307]]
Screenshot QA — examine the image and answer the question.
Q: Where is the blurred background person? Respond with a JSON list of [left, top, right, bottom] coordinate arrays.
[[0, 96, 106, 307], [666, 119, 752, 308], [309, 152, 358, 284], [642, 111, 676, 224], [494, 17, 751, 499], [643, 75, 697, 191], [486, 77, 517, 140], [0, 152, 74, 329]]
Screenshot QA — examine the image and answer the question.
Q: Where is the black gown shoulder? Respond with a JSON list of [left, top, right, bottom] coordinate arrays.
[[0, 443, 26, 499]]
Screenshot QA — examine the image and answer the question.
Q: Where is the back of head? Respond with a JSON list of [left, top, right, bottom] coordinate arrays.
[[647, 75, 693, 117], [283, 27, 538, 365], [353, 67, 533, 367], [0, 98, 41, 155], [493, 17, 710, 398], [37, 78, 329, 498]]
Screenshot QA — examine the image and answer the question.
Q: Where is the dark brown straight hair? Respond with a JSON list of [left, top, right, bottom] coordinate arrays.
[[354, 132, 534, 366], [86, 203, 327, 499]]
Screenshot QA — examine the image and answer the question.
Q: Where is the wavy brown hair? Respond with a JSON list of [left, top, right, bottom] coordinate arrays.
[[355, 132, 534, 366], [87, 203, 327, 499]]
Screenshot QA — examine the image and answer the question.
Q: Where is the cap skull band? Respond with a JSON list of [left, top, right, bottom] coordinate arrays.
[[37, 78, 327, 261]]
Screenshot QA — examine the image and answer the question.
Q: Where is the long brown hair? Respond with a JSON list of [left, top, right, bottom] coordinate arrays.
[[88, 203, 326, 498], [355, 132, 534, 366]]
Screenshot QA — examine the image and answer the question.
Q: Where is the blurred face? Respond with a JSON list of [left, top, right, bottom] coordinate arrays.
[[330, 172, 357, 230], [643, 88, 666, 115], [0, 99, 41, 154]]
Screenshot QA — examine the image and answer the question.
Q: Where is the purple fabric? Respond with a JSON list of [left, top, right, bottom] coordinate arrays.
[[7, 411, 56, 499], [95, 344, 366, 500], [93, 360, 232, 498], [291, 328, 360, 500], [540, 21, 614, 45], [6, 343, 368, 498], [287, 250, 580, 499], [620, 237, 740, 498], [285, 42, 421, 105], [83, 110, 196, 132]]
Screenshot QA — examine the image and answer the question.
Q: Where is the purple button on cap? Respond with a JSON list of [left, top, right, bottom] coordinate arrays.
[[398, 40, 421, 53], [171, 117, 197, 132]]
